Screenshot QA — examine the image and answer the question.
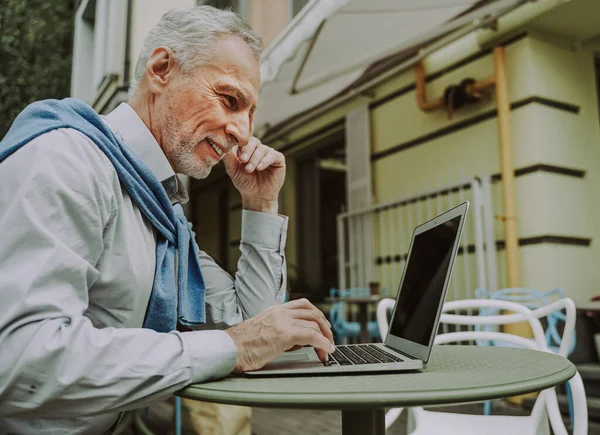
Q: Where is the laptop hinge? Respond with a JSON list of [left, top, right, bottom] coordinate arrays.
[[384, 344, 417, 360]]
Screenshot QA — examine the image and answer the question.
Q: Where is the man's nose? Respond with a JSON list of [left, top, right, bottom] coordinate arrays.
[[225, 112, 252, 147]]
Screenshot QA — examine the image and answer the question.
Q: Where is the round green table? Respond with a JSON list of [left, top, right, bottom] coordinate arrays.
[[177, 345, 576, 435]]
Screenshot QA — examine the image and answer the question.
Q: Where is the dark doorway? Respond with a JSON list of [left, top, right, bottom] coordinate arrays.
[[319, 162, 346, 294], [295, 144, 346, 301]]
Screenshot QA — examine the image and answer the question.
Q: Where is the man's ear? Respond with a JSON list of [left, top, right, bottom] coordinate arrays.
[[145, 47, 176, 94]]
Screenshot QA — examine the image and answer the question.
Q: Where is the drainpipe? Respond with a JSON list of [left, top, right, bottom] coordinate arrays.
[[493, 46, 521, 290]]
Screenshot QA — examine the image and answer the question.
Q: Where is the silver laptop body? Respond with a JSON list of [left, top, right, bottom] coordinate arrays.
[[246, 201, 469, 376]]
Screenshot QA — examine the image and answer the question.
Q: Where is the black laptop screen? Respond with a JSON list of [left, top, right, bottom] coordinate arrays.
[[389, 216, 461, 346]]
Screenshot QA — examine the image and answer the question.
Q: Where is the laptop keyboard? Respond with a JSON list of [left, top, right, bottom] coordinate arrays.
[[325, 344, 404, 366]]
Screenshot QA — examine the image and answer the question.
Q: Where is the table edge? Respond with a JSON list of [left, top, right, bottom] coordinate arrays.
[[177, 364, 576, 410]]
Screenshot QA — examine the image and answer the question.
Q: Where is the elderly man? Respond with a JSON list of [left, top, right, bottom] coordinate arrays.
[[0, 5, 334, 434]]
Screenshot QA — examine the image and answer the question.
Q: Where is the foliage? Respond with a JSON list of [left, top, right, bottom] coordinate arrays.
[[0, 0, 74, 137]]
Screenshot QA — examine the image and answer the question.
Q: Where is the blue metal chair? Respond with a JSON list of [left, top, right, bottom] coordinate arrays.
[[329, 288, 379, 343], [475, 288, 576, 425]]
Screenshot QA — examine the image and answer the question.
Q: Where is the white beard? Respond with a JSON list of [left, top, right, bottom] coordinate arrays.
[[169, 139, 214, 179]]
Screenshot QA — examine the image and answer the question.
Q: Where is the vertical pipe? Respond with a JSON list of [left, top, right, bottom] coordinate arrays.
[[494, 46, 521, 288], [494, 49, 531, 406]]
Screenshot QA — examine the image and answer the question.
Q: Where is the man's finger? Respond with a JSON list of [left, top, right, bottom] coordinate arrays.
[[293, 320, 335, 354], [315, 348, 329, 364], [256, 149, 285, 171], [284, 298, 332, 332], [290, 309, 335, 345], [245, 145, 269, 173], [286, 299, 332, 327], [238, 137, 260, 163], [284, 298, 314, 310]]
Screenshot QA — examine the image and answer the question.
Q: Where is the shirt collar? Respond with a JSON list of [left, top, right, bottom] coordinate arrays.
[[103, 103, 189, 205]]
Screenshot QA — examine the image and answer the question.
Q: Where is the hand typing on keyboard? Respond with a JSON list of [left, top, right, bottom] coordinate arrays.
[[225, 298, 335, 373]]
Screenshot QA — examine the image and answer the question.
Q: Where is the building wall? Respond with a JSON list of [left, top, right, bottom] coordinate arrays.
[[130, 0, 196, 84], [277, 34, 600, 303], [247, 0, 290, 47]]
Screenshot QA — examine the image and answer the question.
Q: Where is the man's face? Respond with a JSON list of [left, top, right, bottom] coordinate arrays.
[[160, 35, 260, 179]]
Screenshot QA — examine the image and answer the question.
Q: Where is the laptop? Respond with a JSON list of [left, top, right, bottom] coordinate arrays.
[[246, 201, 469, 376]]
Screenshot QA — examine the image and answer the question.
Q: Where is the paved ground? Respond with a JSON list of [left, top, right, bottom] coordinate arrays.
[[123, 398, 600, 434], [251, 407, 408, 435], [250, 400, 600, 435]]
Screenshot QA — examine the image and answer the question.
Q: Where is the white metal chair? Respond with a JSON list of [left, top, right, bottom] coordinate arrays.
[[376, 297, 588, 435]]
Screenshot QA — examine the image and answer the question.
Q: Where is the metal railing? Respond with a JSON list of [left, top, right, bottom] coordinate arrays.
[[337, 176, 498, 301]]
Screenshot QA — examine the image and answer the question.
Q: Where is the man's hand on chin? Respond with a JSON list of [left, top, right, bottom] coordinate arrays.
[[223, 137, 285, 215]]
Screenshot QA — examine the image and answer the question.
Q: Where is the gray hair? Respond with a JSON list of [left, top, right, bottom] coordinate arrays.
[[129, 5, 263, 97]]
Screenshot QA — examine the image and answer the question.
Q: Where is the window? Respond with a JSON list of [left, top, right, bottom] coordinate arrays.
[[71, 0, 127, 104]]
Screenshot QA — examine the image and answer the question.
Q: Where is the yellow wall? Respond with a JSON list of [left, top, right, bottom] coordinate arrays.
[[374, 37, 600, 301], [279, 35, 600, 303]]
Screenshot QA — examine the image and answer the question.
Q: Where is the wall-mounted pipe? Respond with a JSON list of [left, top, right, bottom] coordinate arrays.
[[415, 61, 496, 116]]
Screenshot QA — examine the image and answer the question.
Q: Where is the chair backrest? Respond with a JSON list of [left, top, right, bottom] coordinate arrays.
[[439, 298, 576, 357], [437, 298, 580, 435], [475, 288, 576, 355], [376, 297, 586, 435]]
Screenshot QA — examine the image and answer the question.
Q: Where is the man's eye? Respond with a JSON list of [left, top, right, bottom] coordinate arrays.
[[223, 95, 238, 109]]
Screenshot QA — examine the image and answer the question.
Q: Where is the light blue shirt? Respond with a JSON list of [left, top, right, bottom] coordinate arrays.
[[0, 103, 287, 434]]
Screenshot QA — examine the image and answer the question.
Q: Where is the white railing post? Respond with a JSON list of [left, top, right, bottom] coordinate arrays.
[[471, 178, 487, 292], [481, 175, 499, 291]]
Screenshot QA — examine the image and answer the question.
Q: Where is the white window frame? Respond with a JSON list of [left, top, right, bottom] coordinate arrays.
[[71, 0, 127, 104]]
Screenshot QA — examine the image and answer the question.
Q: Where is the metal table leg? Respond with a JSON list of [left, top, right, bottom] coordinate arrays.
[[341, 409, 385, 435]]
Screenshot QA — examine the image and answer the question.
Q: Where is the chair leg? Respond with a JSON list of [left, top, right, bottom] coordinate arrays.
[[484, 400, 492, 415], [385, 408, 404, 430], [564, 382, 574, 429], [569, 372, 588, 435], [175, 396, 182, 435]]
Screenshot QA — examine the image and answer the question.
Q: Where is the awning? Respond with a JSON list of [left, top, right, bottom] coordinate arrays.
[[256, 0, 514, 136]]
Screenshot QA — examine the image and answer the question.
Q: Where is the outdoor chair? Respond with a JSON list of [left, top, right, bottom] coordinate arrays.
[[376, 297, 587, 435], [475, 288, 576, 423]]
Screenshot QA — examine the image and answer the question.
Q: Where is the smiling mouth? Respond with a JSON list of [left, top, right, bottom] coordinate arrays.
[[206, 138, 225, 158]]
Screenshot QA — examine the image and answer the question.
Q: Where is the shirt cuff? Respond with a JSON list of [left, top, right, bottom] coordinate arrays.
[[241, 209, 288, 251], [180, 330, 237, 383]]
